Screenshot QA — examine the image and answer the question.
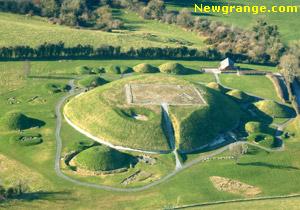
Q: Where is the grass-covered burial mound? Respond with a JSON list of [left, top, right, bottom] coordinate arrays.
[[64, 75, 241, 153], [3, 111, 45, 130], [73, 146, 134, 171], [254, 100, 295, 118]]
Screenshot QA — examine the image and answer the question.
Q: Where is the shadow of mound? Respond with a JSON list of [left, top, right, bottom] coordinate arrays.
[[238, 162, 300, 170], [21, 117, 46, 130], [12, 191, 73, 202]]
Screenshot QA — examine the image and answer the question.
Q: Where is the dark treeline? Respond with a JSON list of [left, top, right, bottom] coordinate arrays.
[[0, 42, 227, 61]]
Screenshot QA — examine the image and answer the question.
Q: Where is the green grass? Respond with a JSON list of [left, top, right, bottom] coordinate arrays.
[[254, 100, 296, 118], [73, 145, 134, 171], [0, 10, 205, 49], [219, 74, 281, 101], [165, 0, 300, 44], [170, 86, 241, 152], [0, 60, 299, 210]]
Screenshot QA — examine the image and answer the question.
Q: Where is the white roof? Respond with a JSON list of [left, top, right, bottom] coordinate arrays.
[[220, 58, 234, 69]]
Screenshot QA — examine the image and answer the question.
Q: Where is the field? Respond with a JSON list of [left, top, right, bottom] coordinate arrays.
[[0, 11, 205, 49], [0, 60, 299, 209], [165, 0, 300, 44], [219, 74, 281, 101]]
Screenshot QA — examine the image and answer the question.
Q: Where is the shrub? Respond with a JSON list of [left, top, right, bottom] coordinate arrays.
[[10, 132, 43, 146], [74, 146, 135, 171], [45, 83, 70, 94], [76, 66, 92, 75], [78, 76, 108, 88], [133, 63, 159, 73], [159, 62, 188, 75], [3, 112, 30, 130]]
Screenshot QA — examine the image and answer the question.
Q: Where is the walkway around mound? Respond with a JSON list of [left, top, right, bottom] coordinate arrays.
[[54, 80, 290, 192]]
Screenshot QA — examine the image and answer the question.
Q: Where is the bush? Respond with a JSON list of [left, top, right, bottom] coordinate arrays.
[[78, 76, 108, 88], [76, 66, 92, 75], [133, 63, 159, 73], [10, 132, 43, 146], [159, 62, 188, 75], [74, 146, 135, 171]]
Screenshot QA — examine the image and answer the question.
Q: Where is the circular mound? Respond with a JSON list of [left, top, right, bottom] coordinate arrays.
[[227, 89, 252, 103], [133, 63, 159, 73], [10, 132, 43, 146], [78, 76, 108, 88], [159, 62, 188, 75], [64, 75, 241, 153], [254, 100, 295, 118], [76, 66, 92, 75], [245, 121, 263, 134], [73, 146, 134, 171], [3, 111, 31, 130], [206, 82, 227, 93]]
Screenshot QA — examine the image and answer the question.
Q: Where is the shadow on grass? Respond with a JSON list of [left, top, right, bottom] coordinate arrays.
[[22, 117, 46, 130], [238, 162, 300, 170], [28, 75, 75, 80]]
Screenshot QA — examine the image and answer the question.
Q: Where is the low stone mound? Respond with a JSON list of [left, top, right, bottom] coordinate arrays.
[[210, 176, 261, 197]]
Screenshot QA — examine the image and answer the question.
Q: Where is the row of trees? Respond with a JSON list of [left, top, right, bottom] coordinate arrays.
[[0, 181, 28, 201], [0, 0, 123, 31], [0, 42, 224, 60]]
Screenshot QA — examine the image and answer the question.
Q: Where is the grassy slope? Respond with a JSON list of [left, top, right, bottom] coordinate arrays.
[[166, 0, 300, 44], [170, 86, 241, 151], [0, 11, 204, 49], [64, 75, 173, 151], [219, 74, 281, 101]]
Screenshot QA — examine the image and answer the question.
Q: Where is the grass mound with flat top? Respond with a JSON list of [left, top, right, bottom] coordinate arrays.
[[73, 146, 134, 171], [159, 62, 189, 75], [227, 89, 253, 103], [133, 63, 159, 73], [2, 111, 44, 130], [64, 75, 240, 152], [254, 100, 295, 118]]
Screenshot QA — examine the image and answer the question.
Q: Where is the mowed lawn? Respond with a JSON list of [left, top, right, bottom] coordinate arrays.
[[0, 10, 205, 49], [165, 0, 300, 44], [219, 74, 281, 101]]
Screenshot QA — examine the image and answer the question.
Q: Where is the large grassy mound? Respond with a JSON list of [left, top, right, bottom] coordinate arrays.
[[226, 89, 253, 103], [133, 63, 159, 73], [64, 75, 241, 152], [254, 100, 295, 118], [159, 62, 188, 75], [73, 146, 134, 171], [2, 111, 44, 130]]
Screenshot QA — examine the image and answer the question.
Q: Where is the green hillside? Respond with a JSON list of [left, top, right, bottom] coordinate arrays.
[[0, 11, 205, 49]]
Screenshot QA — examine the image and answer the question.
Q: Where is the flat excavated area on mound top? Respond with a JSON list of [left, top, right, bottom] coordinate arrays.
[[125, 84, 205, 105]]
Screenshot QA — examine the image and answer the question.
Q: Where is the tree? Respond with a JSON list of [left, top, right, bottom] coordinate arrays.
[[40, 0, 60, 17], [140, 0, 166, 20], [176, 8, 193, 28], [280, 53, 299, 84], [229, 142, 248, 163]]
